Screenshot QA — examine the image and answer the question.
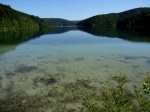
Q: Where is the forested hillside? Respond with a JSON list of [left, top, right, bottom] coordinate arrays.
[[43, 18, 78, 26], [0, 4, 51, 31], [117, 8, 150, 29], [77, 7, 150, 29]]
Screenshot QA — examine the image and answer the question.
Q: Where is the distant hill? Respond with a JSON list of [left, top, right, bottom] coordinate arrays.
[[77, 7, 150, 29], [0, 4, 51, 31], [43, 18, 78, 26]]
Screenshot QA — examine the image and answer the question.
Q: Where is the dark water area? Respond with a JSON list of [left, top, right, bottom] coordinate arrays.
[[78, 27, 150, 42], [0, 27, 150, 111]]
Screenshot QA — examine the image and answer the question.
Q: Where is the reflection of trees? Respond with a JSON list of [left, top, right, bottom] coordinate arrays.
[[0, 29, 41, 54], [0, 45, 16, 54], [0, 29, 40, 45], [0, 27, 77, 54], [78, 27, 150, 42], [1, 26, 149, 54], [0, 29, 40, 54], [0, 27, 78, 45], [0, 26, 150, 45]]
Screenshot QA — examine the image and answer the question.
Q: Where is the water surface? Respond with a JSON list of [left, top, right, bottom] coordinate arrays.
[[0, 28, 150, 111]]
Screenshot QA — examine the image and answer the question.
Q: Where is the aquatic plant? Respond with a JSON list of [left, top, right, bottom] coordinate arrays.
[[142, 73, 150, 94], [81, 73, 150, 112]]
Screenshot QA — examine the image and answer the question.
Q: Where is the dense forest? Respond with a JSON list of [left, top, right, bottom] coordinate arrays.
[[43, 18, 78, 26], [77, 7, 150, 29], [0, 4, 51, 31]]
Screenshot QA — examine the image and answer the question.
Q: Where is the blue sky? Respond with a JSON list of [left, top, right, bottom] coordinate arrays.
[[1, 0, 150, 20]]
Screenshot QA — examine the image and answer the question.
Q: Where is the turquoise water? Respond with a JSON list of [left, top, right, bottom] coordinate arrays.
[[0, 29, 150, 111]]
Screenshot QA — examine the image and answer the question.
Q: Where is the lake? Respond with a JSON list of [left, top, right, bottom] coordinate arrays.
[[0, 27, 150, 111]]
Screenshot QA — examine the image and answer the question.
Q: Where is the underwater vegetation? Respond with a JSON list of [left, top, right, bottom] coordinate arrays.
[[34, 76, 57, 87], [0, 77, 97, 112], [0, 92, 55, 112], [131, 65, 140, 69], [0, 76, 2, 88], [5, 64, 38, 78], [58, 57, 85, 64], [143, 73, 150, 94], [5, 71, 15, 78], [15, 64, 38, 74], [0, 73, 149, 112], [147, 60, 150, 64], [74, 57, 85, 62], [117, 54, 149, 61]]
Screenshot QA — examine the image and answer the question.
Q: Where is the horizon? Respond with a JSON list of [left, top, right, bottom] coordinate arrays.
[[0, 0, 150, 20]]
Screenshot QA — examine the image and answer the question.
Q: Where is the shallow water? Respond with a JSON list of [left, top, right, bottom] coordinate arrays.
[[0, 28, 150, 111]]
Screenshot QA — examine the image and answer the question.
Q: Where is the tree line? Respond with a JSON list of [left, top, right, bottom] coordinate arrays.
[[77, 7, 150, 29]]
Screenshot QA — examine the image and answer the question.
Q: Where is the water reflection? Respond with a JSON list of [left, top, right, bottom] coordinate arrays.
[[0, 29, 41, 45], [0, 27, 150, 45], [78, 27, 150, 42], [0, 27, 150, 54], [44, 26, 77, 34], [0, 29, 41, 54]]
